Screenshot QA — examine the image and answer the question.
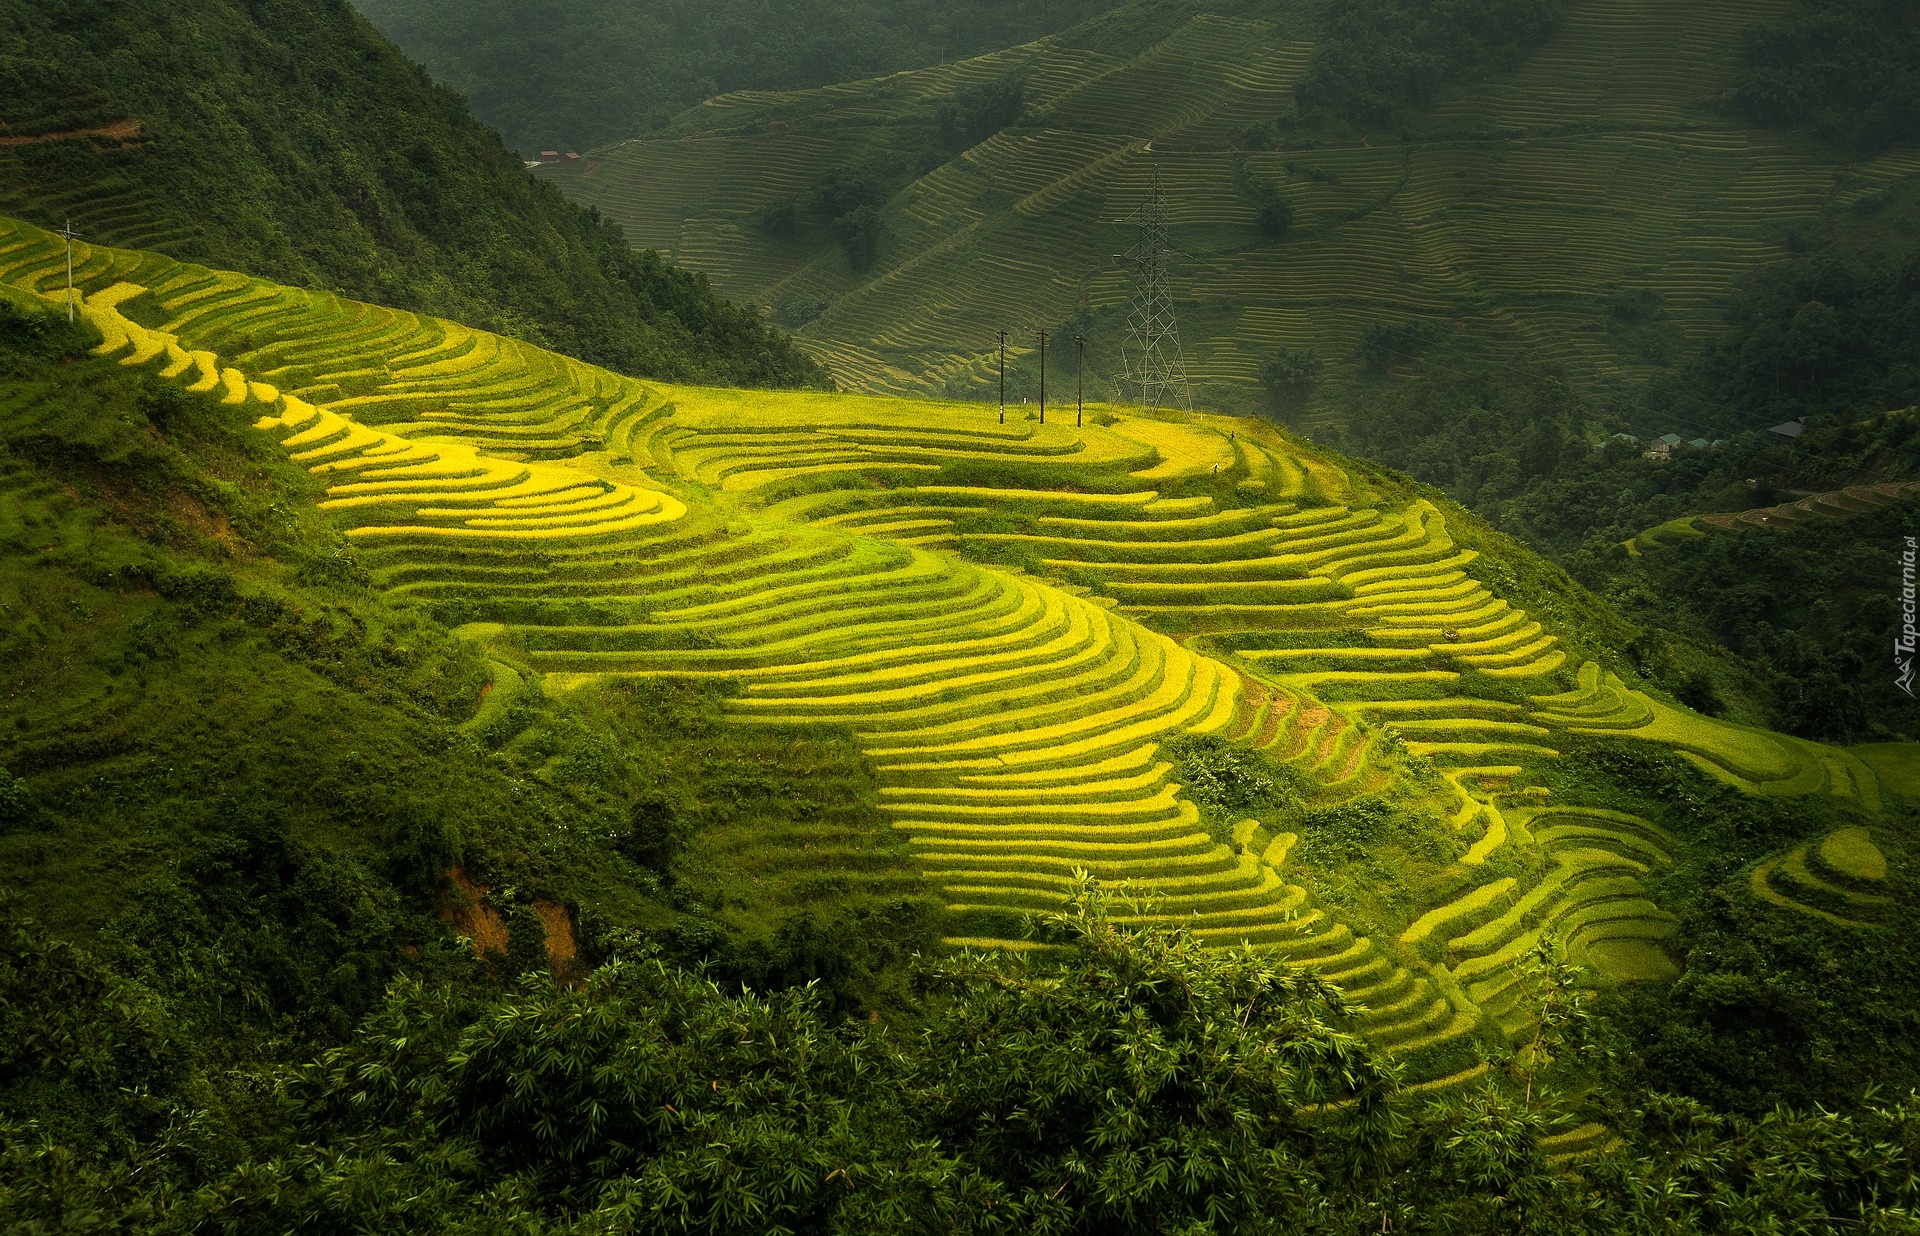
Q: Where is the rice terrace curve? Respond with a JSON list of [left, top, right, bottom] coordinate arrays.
[[1, 213, 1882, 1089]]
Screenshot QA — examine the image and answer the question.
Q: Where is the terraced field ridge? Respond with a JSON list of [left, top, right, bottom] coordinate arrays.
[[538, 0, 1920, 422], [1625, 477, 1920, 556], [1750, 826, 1895, 929], [0, 214, 1884, 1082]]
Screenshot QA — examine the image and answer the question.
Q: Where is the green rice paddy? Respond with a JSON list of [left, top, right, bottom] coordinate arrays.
[[1750, 825, 1893, 930]]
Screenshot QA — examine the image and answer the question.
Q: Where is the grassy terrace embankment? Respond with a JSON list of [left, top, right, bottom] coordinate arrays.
[[0, 214, 1888, 1082]]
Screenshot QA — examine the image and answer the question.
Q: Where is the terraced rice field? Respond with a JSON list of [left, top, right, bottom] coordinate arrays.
[[2, 215, 1884, 1081], [543, 0, 1920, 424], [1750, 826, 1894, 929], [1529, 663, 1879, 805], [1625, 479, 1920, 555], [1854, 744, 1920, 799], [0, 119, 197, 258]]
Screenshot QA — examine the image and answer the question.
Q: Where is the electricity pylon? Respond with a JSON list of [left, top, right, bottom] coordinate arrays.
[[1114, 170, 1192, 411]]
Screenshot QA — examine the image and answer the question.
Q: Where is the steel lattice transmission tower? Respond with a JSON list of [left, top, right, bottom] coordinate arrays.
[[1115, 169, 1192, 411]]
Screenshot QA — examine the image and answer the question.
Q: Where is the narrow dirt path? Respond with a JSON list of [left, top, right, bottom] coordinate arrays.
[[0, 118, 143, 146]]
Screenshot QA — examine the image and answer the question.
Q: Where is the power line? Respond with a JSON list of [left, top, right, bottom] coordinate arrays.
[[53, 220, 81, 323], [1037, 328, 1048, 425], [998, 330, 1007, 425], [1076, 334, 1086, 428]]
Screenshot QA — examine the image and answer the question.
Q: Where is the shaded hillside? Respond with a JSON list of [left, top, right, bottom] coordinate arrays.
[[0, 0, 819, 388], [1325, 170, 1920, 548], [1316, 177, 1920, 745], [354, 0, 1123, 155], [1572, 409, 1920, 747], [538, 0, 1918, 422]]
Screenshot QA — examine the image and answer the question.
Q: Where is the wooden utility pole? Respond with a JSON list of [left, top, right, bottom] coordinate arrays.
[[1037, 329, 1048, 425], [1076, 334, 1085, 427], [998, 330, 1007, 425], [55, 220, 81, 322]]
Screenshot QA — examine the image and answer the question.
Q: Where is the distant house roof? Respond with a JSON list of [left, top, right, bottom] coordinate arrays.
[[1688, 437, 1711, 448], [539, 150, 561, 162], [1768, 420, 1805, 438], [564, 152, 581, 161], [1659, 433, 1683, 445]]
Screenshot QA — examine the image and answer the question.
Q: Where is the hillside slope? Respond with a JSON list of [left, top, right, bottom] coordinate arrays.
[[4, 214, 1895, 1089], [538, 0, 1919, 421], [354, 0, 1123, 155], [0, 0, 817, 388]]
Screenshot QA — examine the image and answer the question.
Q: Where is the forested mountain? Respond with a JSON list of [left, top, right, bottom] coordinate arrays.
[[353, 0, 1124, 155], [0, 0, 818, 387]]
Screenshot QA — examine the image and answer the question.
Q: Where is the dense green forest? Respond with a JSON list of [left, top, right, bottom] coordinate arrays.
[[1727, 0, 1920, 151], [0, 0, 818, 387], [352, 0, 1120, 154]]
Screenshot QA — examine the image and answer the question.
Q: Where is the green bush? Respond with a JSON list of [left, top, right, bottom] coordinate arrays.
[[1261, 346, 1324, 393], [0, 769, 23, 826], [616, 793, 691, 873], [937, 71, 1028, 148], [757, 198, 799, 238], [1359, 319, 1440, 374], [1165, 733, 1278, 813], [1298, 795, 1397, 863], [1295, 0, 1567, 123], [503, 902, 550, 977]]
